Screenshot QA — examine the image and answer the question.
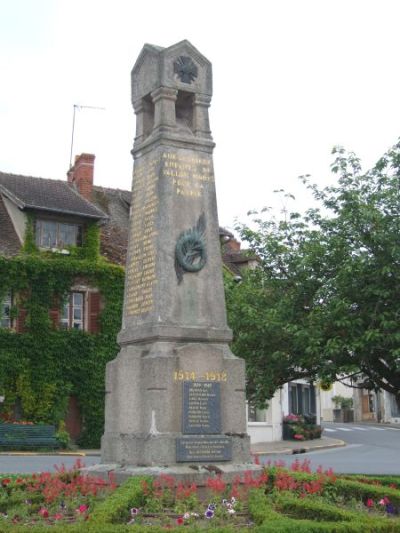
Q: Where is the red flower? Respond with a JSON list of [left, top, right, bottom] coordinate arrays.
[[294, 434, 305, 440], [176, 517, 184, 525], [39, 508, 49, 518], [76, 504, 88, 514], [1, 478, 11, 486], [366, 498, 374, 508], [206, 474, 226, 493]]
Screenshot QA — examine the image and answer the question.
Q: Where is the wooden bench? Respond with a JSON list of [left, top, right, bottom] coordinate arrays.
[[0, 424, 60, 449]]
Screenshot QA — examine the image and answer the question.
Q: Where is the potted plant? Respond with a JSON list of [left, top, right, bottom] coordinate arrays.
[[282, 414, 304, 440], [282, 414, 322, 440], [332, 395, 354, 423]]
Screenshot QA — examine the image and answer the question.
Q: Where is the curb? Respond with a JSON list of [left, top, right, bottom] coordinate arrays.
[[252, 439, 346, 456]]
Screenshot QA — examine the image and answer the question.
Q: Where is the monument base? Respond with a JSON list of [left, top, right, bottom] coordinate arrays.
[[82, 462, 263, 485], [102, 341, 252, 466]]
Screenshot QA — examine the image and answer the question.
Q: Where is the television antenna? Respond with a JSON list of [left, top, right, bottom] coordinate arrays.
[[69, 104, 105, 168]]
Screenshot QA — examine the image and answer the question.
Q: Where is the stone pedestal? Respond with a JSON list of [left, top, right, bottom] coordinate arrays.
[[101, 341, 250, 467], [88, 41, 256, 481]]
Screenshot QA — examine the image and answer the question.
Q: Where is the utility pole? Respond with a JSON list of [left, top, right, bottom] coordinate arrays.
[[69, 104, 105, 168]]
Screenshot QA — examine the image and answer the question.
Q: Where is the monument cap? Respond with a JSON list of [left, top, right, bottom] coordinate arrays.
[[131, 40, 212, 104]]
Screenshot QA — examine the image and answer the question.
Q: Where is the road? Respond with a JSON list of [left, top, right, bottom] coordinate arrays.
[[0, 423, 399, 475], [260, 422, 400, 475], [0, 453, 100, 474]]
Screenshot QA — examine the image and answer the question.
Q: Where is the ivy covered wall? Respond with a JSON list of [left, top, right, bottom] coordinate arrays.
[[0, 222, 125, 447]]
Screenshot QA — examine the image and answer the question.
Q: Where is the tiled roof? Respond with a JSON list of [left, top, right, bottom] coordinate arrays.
[[222, 250, 259, 277], [0, 172, 106, 220], [91, 186, 131, 265], [0, 196, 20, 257]]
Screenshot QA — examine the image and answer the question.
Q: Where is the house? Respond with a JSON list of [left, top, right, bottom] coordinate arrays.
[[0, 154, 126, 445], [0, 154, 108, 333]]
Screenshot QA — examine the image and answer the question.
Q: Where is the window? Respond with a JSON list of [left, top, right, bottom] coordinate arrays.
[[289, 383, 315, 415], [60, 292, 84, 330], [390, 394, 400, 417], [248, 404, 267, 422], [36, 220, 81, 249], [1, 291, 12, 328], [302, 386, 311, 414], [289, 384, 300, 414]]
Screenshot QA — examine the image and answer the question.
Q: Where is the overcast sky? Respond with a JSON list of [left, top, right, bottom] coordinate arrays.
[[1, 0, 400, 230]]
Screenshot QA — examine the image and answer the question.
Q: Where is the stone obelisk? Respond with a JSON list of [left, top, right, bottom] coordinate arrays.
[[100, 41, 254, 478]]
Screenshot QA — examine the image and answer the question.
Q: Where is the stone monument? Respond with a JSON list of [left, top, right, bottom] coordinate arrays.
[[95, 40, 257, 481]]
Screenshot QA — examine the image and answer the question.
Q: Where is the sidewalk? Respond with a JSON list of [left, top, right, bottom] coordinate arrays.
[[251, 436, 345, 456], [0, 438, 345, 457]]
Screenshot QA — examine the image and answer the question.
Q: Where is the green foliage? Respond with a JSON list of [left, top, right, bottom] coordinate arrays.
[[21, 215, 38, 255], [227, 139, 400, 406], [90, 477, 149, 524], [70, 222, 101, 261], [331, 395, 353, 409], [55, 421, 70, 449], [0, 246, 124, 446]]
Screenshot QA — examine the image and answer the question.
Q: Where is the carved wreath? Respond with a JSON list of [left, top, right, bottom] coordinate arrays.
[[173, 56, 198, 84], [175, 214, 207, 283]]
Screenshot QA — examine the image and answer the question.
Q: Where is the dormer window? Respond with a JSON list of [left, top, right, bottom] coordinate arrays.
[[35, 220, 81, 249]]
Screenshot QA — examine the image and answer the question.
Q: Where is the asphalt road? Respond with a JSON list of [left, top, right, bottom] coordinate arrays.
[[260, 422, 400, 474], [0, 423, 399, 475], [0, 453, 100, 474]]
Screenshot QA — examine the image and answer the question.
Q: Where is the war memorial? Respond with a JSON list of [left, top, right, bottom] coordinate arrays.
[[88, 40, 260, 482]]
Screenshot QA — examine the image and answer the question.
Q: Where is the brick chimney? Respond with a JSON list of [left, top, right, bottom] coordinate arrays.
[[225, 237, 241, 252], [67, 153, 95, 200]]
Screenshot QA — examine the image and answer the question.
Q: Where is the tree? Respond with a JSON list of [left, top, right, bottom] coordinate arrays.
[[226, 140, 400, 409]]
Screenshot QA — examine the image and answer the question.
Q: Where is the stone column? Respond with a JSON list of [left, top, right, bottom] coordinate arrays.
[[193, 94, 212, 139], [151, 87, 178, 134], [132, 98, 145, 144]]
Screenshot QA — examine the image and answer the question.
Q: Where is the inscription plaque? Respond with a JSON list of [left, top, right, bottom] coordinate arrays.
[[176, 436, 232, 462], [182, 381, 221, 434]]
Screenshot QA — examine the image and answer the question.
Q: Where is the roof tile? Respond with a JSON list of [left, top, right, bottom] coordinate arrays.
[[0, 172, 106, 220]]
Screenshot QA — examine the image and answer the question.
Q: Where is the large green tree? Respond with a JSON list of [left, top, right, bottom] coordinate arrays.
[[225, 140, 400, 409]]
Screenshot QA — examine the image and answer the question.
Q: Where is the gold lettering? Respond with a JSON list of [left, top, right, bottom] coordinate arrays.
[[125, 156, 160, 316]]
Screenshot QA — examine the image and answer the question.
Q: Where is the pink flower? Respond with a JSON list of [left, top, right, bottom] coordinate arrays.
[[294, 434, 305, 440], [76, 504, 88, 514], [366, 499, 374, 507], [39, 508, 49, 518], [53, 513, 63, 520]]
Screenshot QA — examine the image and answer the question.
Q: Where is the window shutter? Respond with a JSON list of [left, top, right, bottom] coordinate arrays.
[[49, 307, 60, 329], [88, 292, 101, 333], [16, 308, 28, 333]]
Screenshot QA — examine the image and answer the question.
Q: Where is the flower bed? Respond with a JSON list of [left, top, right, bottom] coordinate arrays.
[[0, 459, 400, 531]]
